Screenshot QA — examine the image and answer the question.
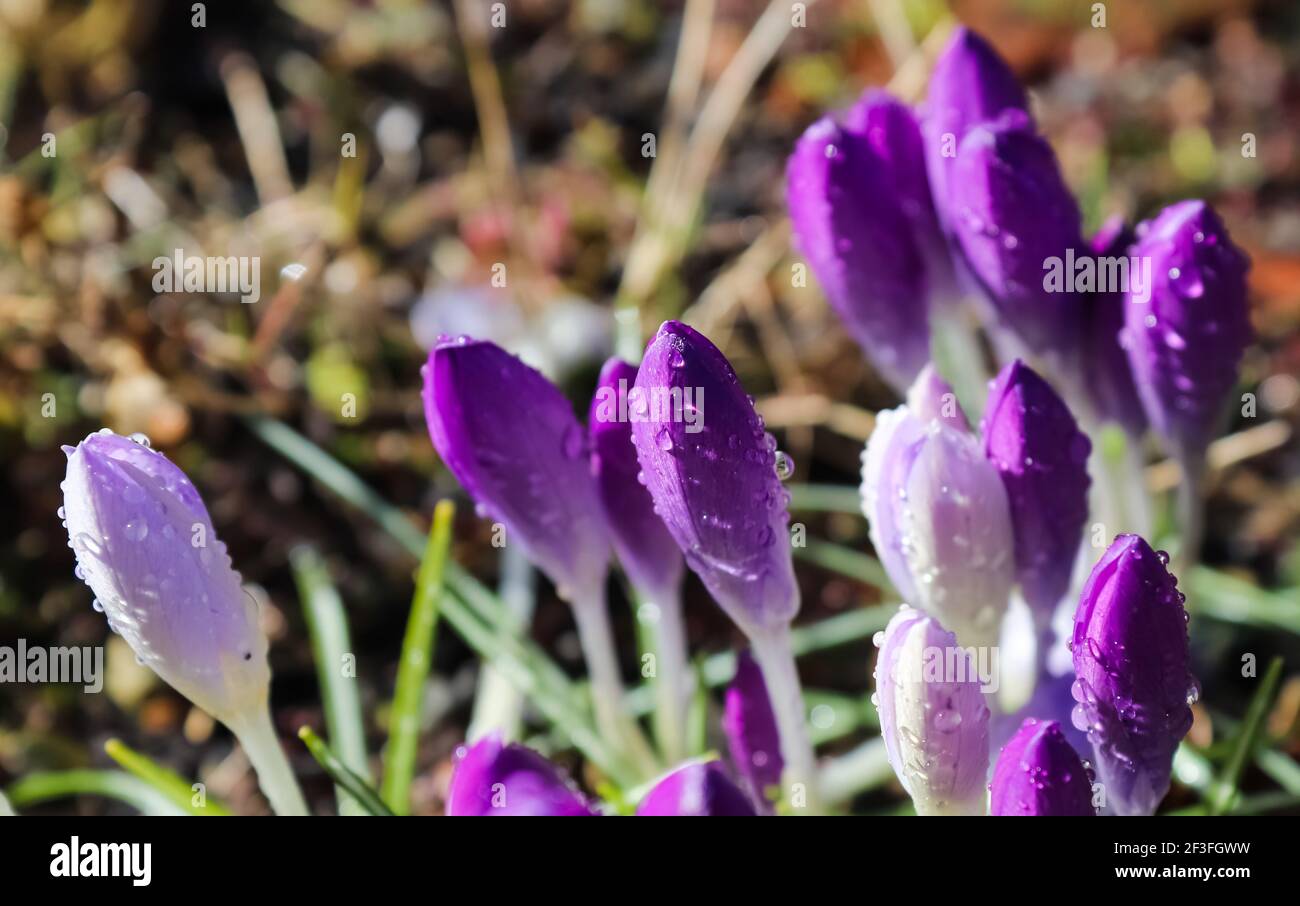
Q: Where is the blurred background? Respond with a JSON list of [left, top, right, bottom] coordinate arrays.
[[1, 0, 1297, 815]]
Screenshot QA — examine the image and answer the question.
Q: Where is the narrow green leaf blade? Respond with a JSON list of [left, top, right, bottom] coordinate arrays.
[[297, 727, 395, 817], [103, 738, 232, 816]]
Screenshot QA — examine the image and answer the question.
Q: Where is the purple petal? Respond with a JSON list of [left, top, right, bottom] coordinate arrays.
[[787, 113, 930, 391], [422, 337, 609, 601], [1083, 217, 1148, 436], [630, 321, 798, 633], [873, 606, 991, 815], [636, 760, 756, 816], [1071, 534, 1195, 815], [722, 649, 784, 806], [61, 430, 268, 725], [991, 718, 1095, 816], [446, 734, 597, 816], [982, 360, 1091, 619], [1123, 200, 1251, 459], [922, 26, 1029, 229], [949, 111, 1085, 355], [588, 358, 685, 602]]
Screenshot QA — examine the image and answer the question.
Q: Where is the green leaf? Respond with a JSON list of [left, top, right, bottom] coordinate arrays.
[[5, 770, 187, 815], [381, 499, 455, 815], [794, 539, 893, 591], [1206, 656, 1284, 815], [291, 545, 370, 816], [103, 738, 232, 816], [297, 727, 395, 817], [1185, 568, 1300, 636], [785, 483, 863, 514]]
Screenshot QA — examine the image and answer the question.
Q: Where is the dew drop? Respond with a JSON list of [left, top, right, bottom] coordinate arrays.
[[774, 450, 795, 481]]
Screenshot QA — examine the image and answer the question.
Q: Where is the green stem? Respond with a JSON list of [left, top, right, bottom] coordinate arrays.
[[381, 499, 455, 815], [299, 727, 395, 817]]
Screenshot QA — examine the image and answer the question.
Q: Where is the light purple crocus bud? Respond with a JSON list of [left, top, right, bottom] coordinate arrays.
[[923, 26, 1029, 230], [861, 371, 1015, 649], [982, 360, 1091, 621], [61, 430, 269, 726], [588, 357, 684, 603], [906, 363, 969, 431], [787, 112, 930, 392], [1071, 534, 1195, 816], [636, 761, 756, 817], [446, 733, 597, 816], [422, 336, 609, 603], [950, 110, 1085, 356], [991, 718, 1095, 816], [630, 321, 797, 634], [723, 650, 783, 808], [873, 606, 991, 815], [1122, 200, 1251, 461], [1084, 216, 1148, 436]]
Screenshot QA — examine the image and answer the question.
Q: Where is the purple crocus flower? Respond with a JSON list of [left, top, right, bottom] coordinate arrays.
[[723, 650, 783, 809], [949, 110, 1085, 356], [861, 369, 1015, 649], [61, 430, 307, 815], [589, 358, 685, 604], [991, 718, 1095, 816], [446, 733, 597, 816], [422, 336, 609, 604], [1122, 200, 1251, 462], [873, 606, 991, 815], [636, 761, 756, 817], [1071, 534, 1195, 816], [631, 320, 820, 811], [630, 321, 797, 635], [1083, 216, 1148, 436], [982, 360, 1091, 623], [922, 25, 1029, 232], [787, 105, 930, 392], [423, 338, 654, 769], [589, 357, 690, 761]]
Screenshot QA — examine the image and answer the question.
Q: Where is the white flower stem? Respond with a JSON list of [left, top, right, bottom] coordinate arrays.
[[467, 545, 535, 742], [748, 624, 823, 815], [929, 305, 989, 420], [643, 584, 690, 763], [571, 589, 657, 775], [232, 705, 309, 816]]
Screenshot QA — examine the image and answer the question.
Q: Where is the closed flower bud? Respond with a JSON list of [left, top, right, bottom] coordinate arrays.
[[949, 110, 1085, 355], [991, 718, 1095, 816], [1083, 216, 1148, 436], [447, 733, 597, 816], [630, 320, 798, 634], [1122, 200, 1251, 460], [588, 357, 684, 602], [1071, 534, 1195, 815], [787, 110, 930, 392], [422, 336, 610, 603], [873, 607, 991, 815], [982, 360, 1091, 621], [861, 372, 1015, 649], [922, 26, 1029, 229], [62, 430, 269, 726], [722, 650, 784, 808], [636, 760, 756, 817]]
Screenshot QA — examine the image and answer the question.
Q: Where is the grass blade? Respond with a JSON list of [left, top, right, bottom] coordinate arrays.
[[786, 483, 863, 514], [104, 738, 232, 816], [1185, 567, 1300, 635], [291, 545, 370, 815], [1206, 655, 1284, 815], [298, 727, 395, 817], [5, 770, 186, 815], [793, 539, 893, 592], [381, 499, 455, 815]]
